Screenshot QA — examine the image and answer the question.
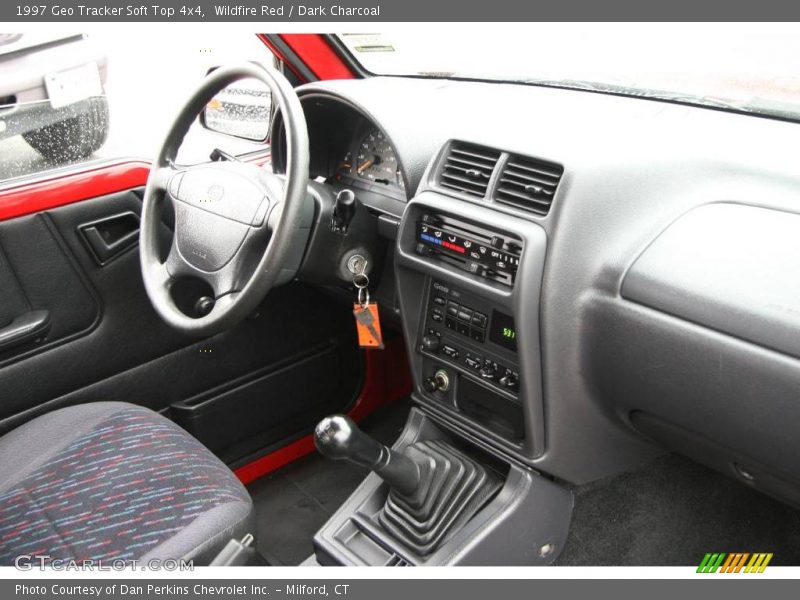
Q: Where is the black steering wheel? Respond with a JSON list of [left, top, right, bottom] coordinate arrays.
[[139, 63, 309, 337]]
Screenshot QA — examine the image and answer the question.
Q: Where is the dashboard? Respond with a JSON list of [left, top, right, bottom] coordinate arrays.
[[272, 76, 800, 508]]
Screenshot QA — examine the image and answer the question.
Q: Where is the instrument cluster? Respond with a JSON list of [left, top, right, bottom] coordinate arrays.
[[333, 125, 406, 197]]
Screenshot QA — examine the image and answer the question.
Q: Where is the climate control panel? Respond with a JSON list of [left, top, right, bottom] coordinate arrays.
[[415, 213, 523, 286]]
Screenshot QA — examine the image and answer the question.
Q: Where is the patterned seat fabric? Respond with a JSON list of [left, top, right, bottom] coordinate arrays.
[[0, 404, 252, 565]]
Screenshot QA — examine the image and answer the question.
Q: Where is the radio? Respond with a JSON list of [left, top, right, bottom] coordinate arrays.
[[421, 280, 519, 394], [415, 213, 522, 286]]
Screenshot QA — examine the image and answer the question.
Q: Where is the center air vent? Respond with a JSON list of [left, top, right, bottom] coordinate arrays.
[[437, 142, 500, 198], [494, 155, 563, 216]]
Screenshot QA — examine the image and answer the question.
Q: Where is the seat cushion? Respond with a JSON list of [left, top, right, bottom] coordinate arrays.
[[0, 402, 253, 565]]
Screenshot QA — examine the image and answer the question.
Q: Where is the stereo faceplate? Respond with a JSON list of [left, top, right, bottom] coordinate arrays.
[[422, 280, 519, 395]]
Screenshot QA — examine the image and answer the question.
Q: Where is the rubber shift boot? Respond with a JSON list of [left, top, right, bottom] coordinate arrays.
[[378, 439, 502, 556], [391, 442, 461, 518]]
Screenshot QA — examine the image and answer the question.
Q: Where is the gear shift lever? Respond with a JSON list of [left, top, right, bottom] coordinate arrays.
[[314, 415, 420, 496], [315, 413, 502, 556]]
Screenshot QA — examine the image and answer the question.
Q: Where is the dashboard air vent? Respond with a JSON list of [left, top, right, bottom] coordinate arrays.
[[438, 142, 500, 198], [494, 155, 563, 216]]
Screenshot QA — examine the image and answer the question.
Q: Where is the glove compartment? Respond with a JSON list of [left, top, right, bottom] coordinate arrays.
[[590, 203, 800, 505]]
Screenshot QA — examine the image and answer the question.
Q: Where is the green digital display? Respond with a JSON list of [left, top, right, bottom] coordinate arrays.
[[489, 310, 518, 351]]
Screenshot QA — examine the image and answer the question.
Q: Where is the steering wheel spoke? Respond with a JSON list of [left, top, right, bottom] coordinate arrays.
[[162, 236, 189, 279], [161, 236, 239, 299], [153, 164, 176, 191], [209, 290, 239, 314], [141, 256, 173, 300]]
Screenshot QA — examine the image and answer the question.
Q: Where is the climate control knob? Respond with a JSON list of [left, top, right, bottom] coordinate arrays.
[[499, 374, 519, 391], [479, 365, 497, 381]]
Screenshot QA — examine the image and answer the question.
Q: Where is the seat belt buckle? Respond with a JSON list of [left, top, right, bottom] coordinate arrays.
[[209, 533, 256, 566]]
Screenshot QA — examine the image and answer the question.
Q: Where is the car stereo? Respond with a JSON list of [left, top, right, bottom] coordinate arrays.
[[415, 213, 522, 286], [422, 280, 519, 394]]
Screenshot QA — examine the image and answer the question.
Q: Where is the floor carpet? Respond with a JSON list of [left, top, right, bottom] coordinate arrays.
[[557, 453, 800, 566]]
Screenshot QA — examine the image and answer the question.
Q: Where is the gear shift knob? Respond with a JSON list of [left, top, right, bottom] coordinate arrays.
[[314, 415, 420, 496], [315, 415, 382, 465]]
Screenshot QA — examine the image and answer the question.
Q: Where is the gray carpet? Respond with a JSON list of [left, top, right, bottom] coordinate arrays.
[[557, 454, 800, 566]]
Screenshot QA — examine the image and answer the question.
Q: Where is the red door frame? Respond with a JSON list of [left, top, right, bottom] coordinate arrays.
[[258, 34, 357, 82], [0, 160, 150, 222]]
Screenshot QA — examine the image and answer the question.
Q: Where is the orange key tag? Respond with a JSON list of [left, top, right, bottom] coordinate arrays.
[[353, 302, 384, 349]]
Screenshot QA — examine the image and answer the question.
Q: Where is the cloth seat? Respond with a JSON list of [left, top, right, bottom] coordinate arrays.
[[0, 402, 253, 565]]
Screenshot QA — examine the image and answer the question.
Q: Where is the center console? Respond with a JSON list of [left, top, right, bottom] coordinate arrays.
[[397, 194, 548, 463], [311, 147, 572, 566]]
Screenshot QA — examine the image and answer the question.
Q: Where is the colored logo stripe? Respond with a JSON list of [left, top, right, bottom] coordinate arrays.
[[745, 553, 773, 573], [697, 552, 773, 573], [698, 553, 727, 573], [720, 553, 749, 573]]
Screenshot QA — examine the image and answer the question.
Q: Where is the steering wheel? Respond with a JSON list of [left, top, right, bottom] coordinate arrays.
[[139, 63, 309, 337]]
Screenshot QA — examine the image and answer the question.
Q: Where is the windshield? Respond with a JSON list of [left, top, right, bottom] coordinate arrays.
[[336, 24, 800, 122]]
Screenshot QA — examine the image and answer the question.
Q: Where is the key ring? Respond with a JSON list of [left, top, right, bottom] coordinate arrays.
[[353, 272, 370, 289], [352, 259, 370, 308], [358, 287, 370, 308]]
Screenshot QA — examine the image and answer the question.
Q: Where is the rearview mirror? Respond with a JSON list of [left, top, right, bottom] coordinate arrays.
[[201, 77, 271, 142]]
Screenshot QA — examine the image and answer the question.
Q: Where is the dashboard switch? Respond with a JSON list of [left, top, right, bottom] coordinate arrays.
[[471, 312, 487, 328], [457, 308, 473, 322], [442, 345, 459, 359], [469, 328, 485, 343], [464, 356, 481, 370], [446, 301, 459, 317]]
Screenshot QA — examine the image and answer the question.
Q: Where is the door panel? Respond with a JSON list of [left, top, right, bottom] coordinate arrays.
[[0, 249, 31, 333], [0, 211, 100, 365], [0, 183, 363, 465]]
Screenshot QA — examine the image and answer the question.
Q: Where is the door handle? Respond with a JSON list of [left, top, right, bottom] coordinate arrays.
[[78, 212, 140, 266], [0, 310, 51, 353]]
